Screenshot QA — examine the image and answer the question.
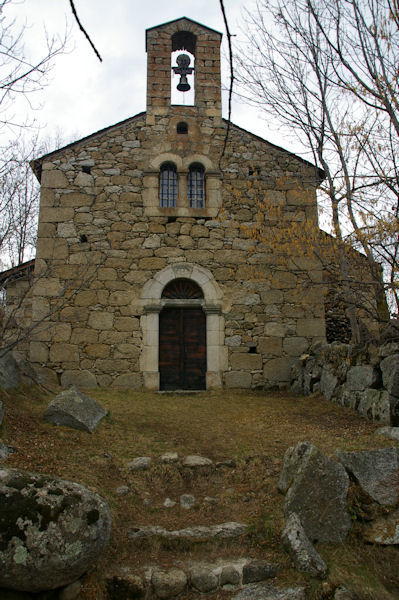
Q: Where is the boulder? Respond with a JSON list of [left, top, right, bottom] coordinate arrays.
[[0, 352, 19, 390], [357, 389, 390, 424], [189, 565, 218, 593], [232, 583, 306, 600], [0, 399, 4, 426], [339, 389, 362, 411], [337, 448, 399, 505], [43, 386, 107, 433], [0, 467, 111, 592], [346, 366, 380, 391], [242, 560, 278, 584], [281, 513, 327, 578], [363, 509, 399, 544], [278, 441, 316, 494], [284, 445, 351, 543], [220, 565, 240, 586], [151, 568, 187, 599], [380, 354, 399, 397], [320, 369, 338, 401]]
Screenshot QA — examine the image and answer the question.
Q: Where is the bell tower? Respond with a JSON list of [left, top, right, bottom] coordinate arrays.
[[145, 17, 222, 122]]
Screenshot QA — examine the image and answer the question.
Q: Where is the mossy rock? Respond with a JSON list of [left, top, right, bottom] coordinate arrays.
[[0, 467, 111, 593]]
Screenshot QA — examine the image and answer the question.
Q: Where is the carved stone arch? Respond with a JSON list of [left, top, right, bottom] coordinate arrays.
[[181, 154, 215, 171], [149, 153, 183, 171], [140, 263, 226, 390], [141, 263, 222, 304]]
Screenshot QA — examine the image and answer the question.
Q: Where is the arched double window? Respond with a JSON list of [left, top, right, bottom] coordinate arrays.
[[188, 163, 205, 208], [159, 162, 178, 207]]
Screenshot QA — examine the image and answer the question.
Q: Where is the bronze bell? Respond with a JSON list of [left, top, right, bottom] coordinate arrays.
[[173, 53, 193, 93], [177, 74, 190, 92]]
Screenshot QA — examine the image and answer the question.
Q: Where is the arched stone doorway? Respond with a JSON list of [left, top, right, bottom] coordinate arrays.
[[140, 263, 226, 390], [159, 279, 206, 390]]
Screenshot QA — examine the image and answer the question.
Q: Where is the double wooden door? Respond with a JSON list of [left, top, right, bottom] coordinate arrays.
[[159, 307, 206, 390]]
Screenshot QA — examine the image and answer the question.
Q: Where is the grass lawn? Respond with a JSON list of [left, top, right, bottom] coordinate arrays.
[[1, 387, 398, 599]]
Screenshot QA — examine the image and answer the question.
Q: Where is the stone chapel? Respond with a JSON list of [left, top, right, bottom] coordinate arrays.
[[8, 17, 330, 390]]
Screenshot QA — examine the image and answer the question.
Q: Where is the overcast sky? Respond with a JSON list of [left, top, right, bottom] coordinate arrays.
[[4, 0, 289, 152]]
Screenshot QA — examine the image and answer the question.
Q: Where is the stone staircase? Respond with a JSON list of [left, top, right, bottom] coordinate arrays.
[[104, 452, 307, 600]]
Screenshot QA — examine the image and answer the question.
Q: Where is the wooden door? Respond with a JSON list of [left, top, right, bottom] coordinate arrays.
[[159, 307, 206, 390]]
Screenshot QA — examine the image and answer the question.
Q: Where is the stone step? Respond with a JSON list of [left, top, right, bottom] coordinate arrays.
[[127, 453, 236, 471], [128, 521, 248, 540], [106, 558, 282, 599]]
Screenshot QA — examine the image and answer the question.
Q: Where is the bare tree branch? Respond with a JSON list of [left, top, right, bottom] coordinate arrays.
[[69, 0, 102, 62], [219, 0, 234, 165]]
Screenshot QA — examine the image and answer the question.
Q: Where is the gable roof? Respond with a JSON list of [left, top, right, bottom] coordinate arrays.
[[0, 259, 35, 287]]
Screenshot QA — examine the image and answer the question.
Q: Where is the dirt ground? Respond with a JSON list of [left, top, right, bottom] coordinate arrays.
[[1, 387, 398, 599]]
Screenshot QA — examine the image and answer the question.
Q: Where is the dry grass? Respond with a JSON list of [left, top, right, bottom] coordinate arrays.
[[1, 386, 398, 599]]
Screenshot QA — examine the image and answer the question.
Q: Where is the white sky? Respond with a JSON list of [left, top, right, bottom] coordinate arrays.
[[4, 0, 287, 152]]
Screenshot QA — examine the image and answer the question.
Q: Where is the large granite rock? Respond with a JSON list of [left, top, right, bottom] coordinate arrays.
[[357, 389, 391, 424], [284, 445, 351, 543], [278, 441, 316, 494], [346, 366, 380, 391], [43, 386, 107, 433], [320, 369, 338, 401], [0, 467, 111, 592], [0, 353, 19, 390], [189, 565, 218, 593], [151, 568, 187, 599], [281, 513, 327, 578], [337, 448, 399, 505], [380, 354, 399, 397], [242, 560, 278, 584]]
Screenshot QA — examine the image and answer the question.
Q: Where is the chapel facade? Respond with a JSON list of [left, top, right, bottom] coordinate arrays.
[[25, 17, 326, 390]]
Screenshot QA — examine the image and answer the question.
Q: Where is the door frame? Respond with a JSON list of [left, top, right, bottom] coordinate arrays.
[[140, 263, 227, 390]]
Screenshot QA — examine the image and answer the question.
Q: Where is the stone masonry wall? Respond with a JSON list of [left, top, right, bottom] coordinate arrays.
[[29, 108, 325, 389], [291, 342, 399, 425]]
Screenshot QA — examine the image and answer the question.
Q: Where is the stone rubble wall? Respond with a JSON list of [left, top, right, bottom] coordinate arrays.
[[26, 110, 326, 389], [1, 277, 33, 361], [291, 341, 399, 425]]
